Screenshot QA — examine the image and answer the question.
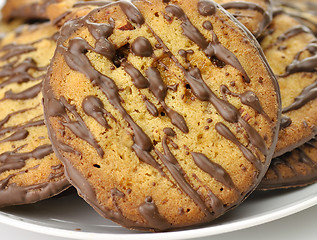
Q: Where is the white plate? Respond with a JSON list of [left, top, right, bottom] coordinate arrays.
[[0, 183, 317, 240], [1, 0, 317, 238]]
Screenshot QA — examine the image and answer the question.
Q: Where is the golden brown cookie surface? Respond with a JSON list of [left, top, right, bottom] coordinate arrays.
[[259, 137, 317, 190], [260, 12, 317, 157], [43, 0, 280, 231], [0, 22, 69, 207]]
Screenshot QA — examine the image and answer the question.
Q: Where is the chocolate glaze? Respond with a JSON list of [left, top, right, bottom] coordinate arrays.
[[82, 95, 113, 129], [277, 25, 311, 42], [259, 138, 317, 190], [191, 152, 236, 189], [197, 0, 216, 16], [166, 5, 250, 83], [280, 40, 317, 77], [221, 1, 272, 37], [155, 135, 212, 218], [282, 79, 317, 113], [0, 144, 53, 174], [131, 37, 154, 57], [280, 115, 292, 129], [1, 82, 42, 101], [215, 122, 261, 170], [138, 196, 171, 230], [0, 175, 69, 207], [146, 67, 188, 133], [0, 129, 29, 144], [220, 85, 271, 121]]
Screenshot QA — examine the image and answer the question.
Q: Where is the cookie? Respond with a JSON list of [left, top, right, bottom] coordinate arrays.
[[275, 0, 317, 36], [260, 12, 317, 157], [1, 0, 112, 23], [218, 0, 273, 37], [259, 137, 317, 190], [43, 0, 280, 231], [0, 22, 70, 207]]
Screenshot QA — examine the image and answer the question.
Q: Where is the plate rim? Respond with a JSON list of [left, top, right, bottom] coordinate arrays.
[[0, 190, 317, 240]]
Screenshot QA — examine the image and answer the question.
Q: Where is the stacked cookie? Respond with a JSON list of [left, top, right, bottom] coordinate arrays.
[[0, 0, 315, 232]]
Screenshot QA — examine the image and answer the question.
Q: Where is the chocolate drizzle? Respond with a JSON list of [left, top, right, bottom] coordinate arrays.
[[138, 196, 171, 230], [155, 135, 212, 218], [280, 115, 292, 129], [1, 82, 42, 101], [280, 40, 317, 77], [282, 79, 317, 113], [215, 122, 261, 170], [221, 1, 272, 37], [131, 37, 153, 57], [0, 129, 29, 143], [0, 144, 53, 174], [166, 5, 250, 83], [82, 95, 114, 129], [259, 138, 317, 190], [0, 24, 70, 207], [58, 27, 164, 173], [145, 67, 188, 133], [56, 96, 104, 158], [191, 152, 236, 189], [220, 85, 271, 121], [277, 25, 311, 43], [197, 0, 216, 16]]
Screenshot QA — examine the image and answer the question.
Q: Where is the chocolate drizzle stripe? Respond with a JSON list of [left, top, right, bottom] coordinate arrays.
[[0, 44, 36, 61], [155, 136, 212, 218], [0, 119, 45, 137], [59, 96, 105, 158], [279, 40, 317, 77], [191, 152, 236, 189], [221, 1, 272, 37], [259, 138, 317, 190], [282, 79, 317, 113], [122, 61, 188, 132], [138, 196, 171, 230], [82, 95, 114, 129], [1, 82, 42, 101], [165, 4, 250, 83], [0, 129, 29, 143], [0, 106, 39, 129], [215, 122, 262, 170], [73, 1, 112, 7], [0, 144, 53, 174]]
